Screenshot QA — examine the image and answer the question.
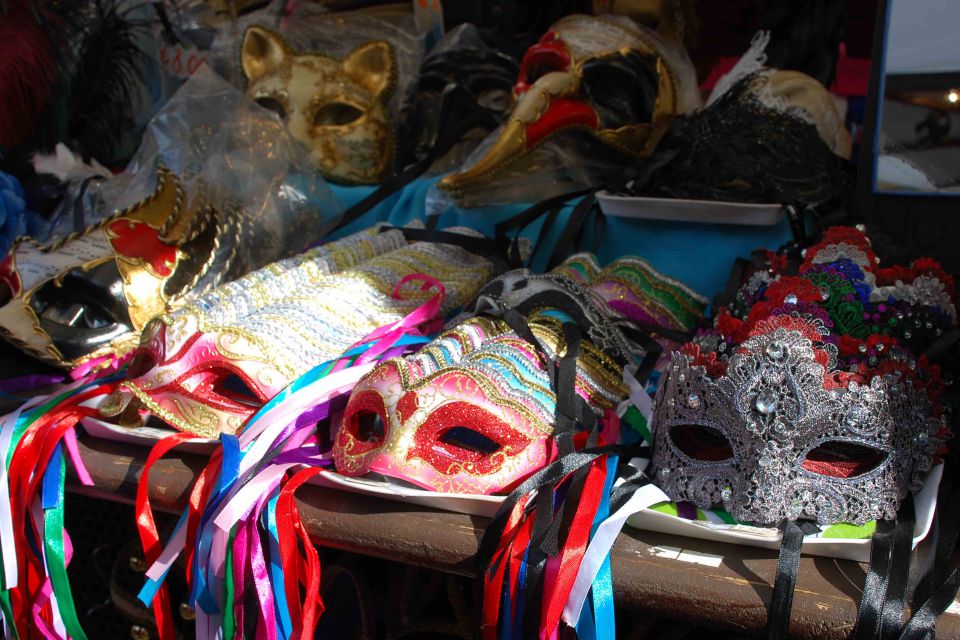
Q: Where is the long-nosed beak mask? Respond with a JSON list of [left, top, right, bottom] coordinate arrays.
[[437, 14, 698, 200]]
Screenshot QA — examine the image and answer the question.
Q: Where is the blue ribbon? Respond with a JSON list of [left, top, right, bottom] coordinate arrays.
[[137, 511, 187, 607], [41, 444, 63, 510], [264, 493, 293, 639]]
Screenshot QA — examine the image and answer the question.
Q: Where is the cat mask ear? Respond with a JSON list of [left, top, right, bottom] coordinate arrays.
[[241, 27, 290, 84], [341, 41, 396, 98]]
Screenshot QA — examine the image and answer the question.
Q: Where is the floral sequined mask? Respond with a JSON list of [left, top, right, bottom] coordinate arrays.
[[111, 228, 496, 436], [334, 253, 706, 494], [0, 168, 233, 368], [241, 27, 397, 185], [651, 227, 955, 525], [437, 14, 697, 198]]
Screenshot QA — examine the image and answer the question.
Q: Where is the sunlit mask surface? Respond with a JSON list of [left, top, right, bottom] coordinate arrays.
[[438, 14, 698, 198], [651, 227, 955, 525], [111, 229, 497, 436], [241, 26, 398, 185], [0, 168, 235, 368], [335, 253, 706, 494]]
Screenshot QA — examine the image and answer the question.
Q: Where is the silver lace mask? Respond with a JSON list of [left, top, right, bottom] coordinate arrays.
[[652, 327, 943, 526]]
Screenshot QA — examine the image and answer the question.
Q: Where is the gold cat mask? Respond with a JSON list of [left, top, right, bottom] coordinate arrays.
[[241, 27, 398, 185]]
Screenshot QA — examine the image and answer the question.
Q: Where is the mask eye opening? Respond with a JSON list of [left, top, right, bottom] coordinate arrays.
[[354, 409, 386, 444], [254, 96, 287, 120], [668, 424, 734, 462], [210, 372, 264, 409], [522, 50, 567, 87], [801, 441, 889, 478], [439, 426, 501, 456], [314, 102, 365, 127]]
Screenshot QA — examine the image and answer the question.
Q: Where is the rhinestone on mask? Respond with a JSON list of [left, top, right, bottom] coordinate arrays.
[[765, 341, 787, 361], [755, 389, 778, 415]]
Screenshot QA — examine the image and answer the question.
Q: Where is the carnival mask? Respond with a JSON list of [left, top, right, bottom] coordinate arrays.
[[651, 227, 955, 525], [241, 27, 397, 185], [334, 254, 706, 494], [619, 68, 852, 205], [398, 24, 518, 170], [0, 168, 234, 368], [438, 14, 697, 198], [112, 228, 497, 436]]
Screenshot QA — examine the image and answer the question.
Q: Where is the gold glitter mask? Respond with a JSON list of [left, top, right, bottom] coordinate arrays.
[[241, 27, 398, 185]]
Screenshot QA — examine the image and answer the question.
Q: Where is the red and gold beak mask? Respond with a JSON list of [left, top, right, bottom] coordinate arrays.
[[0, 168, 227, 369], [438, 14, 697, 199]]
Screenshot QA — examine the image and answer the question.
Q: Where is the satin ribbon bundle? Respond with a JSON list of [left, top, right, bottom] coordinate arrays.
[[134, 275, 453, 639], [0, 373, 122, 639]]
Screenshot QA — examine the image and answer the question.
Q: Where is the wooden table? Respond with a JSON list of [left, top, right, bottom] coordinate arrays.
[[67, 435, 960, 639]]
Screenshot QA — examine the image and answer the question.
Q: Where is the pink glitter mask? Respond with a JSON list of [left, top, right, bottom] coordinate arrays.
[[334, 254, 705, 494]]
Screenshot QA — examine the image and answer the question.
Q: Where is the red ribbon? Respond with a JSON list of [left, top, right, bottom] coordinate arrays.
[[136, 432, 198, 640], [539, 457, 608, 636], [184, 450, 223, 587], [276, 468, 324, 640], [481, 493, 532, 639]]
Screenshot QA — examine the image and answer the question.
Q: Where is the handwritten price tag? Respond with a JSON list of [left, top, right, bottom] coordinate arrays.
[[159, 44, 206, 79]]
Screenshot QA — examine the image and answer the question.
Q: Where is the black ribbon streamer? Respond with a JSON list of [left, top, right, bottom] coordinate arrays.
[[767, 520, 818, 640]]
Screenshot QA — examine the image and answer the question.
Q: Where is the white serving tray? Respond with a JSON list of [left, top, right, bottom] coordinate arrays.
[[81, 406, 940, 564], [310, 464, 941, 564], [596, 190, 784, 226], [81, 416, 218, 454], [308, 470, 504, 518], [625, 464, 942, 563]]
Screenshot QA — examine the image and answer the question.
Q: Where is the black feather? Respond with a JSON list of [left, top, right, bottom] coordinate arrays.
[[65, 0, 151, 164]]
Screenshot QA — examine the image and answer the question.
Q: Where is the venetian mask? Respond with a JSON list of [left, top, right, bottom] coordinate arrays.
[[110, 228, 497, 436], [334, 253, 706, 494], [398, 23, 518, 170], [651, 227, 955, 525], [437, 14, 698, 199], [241, 27, 397, 185], [0, 168, 235, 368]]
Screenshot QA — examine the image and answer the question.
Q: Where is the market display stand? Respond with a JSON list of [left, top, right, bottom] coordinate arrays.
[[67, 435, 960, 640]]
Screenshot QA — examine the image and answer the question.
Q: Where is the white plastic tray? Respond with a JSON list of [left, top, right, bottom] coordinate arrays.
[[624, 464, 942, 563], [81, 407, 940, 563], [596, 191, 784, 226], [310, 464, 941, 563], [81, 416, 218, 454]]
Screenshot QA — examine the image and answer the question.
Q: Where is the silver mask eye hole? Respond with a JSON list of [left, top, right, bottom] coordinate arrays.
[[668, 424, 734, 462], [314, 102, 365, 127], [439, 426, 501, 456], [801, 441, 889, 478]]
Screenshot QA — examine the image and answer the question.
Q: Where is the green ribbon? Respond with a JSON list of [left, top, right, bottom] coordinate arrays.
[[43, 452, 87, 640], [222, 526, 238, 638]]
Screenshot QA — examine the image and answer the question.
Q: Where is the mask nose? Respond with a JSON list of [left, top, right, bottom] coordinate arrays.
[[438, 71, 596, 193]]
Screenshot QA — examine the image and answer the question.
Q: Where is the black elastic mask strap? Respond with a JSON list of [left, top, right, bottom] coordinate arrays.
[[879, 497, 917, 638], [854, 518, 898, 640], [767, 520, 806, 640]]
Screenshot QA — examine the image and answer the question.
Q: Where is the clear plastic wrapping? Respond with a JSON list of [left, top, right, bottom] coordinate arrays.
[[44, 65, 343, 283]]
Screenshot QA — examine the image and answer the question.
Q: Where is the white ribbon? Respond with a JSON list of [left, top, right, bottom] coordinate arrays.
[[561, 483, 668, 626]]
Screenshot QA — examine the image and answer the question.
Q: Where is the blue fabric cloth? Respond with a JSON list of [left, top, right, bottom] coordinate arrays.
[[326, 176, 793, 303], [0, 172, 38, 255]]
